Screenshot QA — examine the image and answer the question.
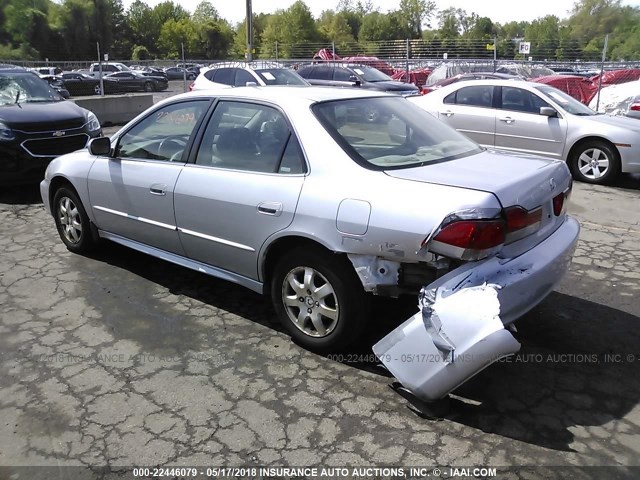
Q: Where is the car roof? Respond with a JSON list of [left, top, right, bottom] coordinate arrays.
[[165, 85, 391, 105], [434, 79, 542, 92]]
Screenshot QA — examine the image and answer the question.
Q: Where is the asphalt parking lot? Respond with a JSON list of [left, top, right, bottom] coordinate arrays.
[[1, 84, 639, 477]]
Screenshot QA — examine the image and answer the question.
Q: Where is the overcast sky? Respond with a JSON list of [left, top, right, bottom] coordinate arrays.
[[122, 0, 640, 25]]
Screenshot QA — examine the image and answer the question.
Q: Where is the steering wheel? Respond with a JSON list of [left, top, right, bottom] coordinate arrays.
[[158, 135, 187, 162]]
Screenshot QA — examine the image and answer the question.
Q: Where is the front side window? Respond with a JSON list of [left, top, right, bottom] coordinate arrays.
[[116, 100, 209, 162], [501, 86, 550, 114], [313, 97, 481, 170], [195, 101, 305, 174]]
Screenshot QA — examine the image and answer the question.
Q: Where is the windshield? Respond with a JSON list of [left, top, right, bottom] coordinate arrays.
[[255, 69, 308, 85], [0, 72, 63, 105], [535, 85, 596, 115], [351, 66, 391, 82], [313, 97, 482, 170]]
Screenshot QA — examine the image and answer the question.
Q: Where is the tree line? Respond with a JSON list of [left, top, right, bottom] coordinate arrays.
[[0, 0, 638, 62]]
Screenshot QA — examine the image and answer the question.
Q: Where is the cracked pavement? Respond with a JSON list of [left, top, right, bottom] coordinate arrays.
[[1, 160, 639, 475]]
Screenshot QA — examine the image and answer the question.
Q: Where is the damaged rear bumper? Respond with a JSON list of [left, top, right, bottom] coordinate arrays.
[[420, 215, 580, 325], [373, 215, 579, 402]]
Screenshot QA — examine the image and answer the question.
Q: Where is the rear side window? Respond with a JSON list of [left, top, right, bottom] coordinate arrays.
[[453, 86, 494, 107], [195, 101, 305, 174], [333, 68, 352, 81], [296, 66, 314, 78], [312, 66, 333, 80], [209, 68, 234, 85], [234, 69, 255, 86]]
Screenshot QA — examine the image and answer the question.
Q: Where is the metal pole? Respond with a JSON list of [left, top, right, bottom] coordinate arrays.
[[595, 34, 608, 112], [405, 39, 409, 83], [493, 37, 497, 72], [332, 41, 335, 62], [275, 42, 278, 62], [182, 43, 187, 92], [97, 42, 104, 97], [246, 0, 253, 62]]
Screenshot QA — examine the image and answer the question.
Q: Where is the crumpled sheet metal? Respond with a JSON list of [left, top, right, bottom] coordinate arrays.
[[347, 254, 400, 291], [373, 283, 521, 402]]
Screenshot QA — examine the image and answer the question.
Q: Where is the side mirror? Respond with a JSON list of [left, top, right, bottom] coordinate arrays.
[[540, 106, 558, 117], [88, 136, 111, 156], [349, 75, 361, 86]]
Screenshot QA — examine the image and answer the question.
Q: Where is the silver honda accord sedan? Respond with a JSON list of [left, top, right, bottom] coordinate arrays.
[[409, 79, 640, 185], [41, 86, 579, 351]]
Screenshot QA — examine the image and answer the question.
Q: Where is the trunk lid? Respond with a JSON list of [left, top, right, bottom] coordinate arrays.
[[384, 149, 571, 210], [384, 149, 572, 255]]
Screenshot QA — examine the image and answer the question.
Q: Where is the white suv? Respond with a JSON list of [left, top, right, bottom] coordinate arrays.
[[190, 62, 309, 91]]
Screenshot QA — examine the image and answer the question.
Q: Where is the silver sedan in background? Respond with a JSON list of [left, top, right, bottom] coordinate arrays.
[[410, 79, 640, 184], [40, 87, 578, 360]]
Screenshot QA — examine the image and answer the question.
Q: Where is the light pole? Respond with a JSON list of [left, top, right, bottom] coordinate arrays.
[[246, 0, 253, 62]]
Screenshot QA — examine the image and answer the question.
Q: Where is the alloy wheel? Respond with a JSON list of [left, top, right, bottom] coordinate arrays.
[[58, 196, 83, 244], [282, 266, 339, 338], [577, 147, 610, 180]]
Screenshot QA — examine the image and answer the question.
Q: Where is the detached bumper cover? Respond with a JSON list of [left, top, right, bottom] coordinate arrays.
[[373, 215, 579, 402]]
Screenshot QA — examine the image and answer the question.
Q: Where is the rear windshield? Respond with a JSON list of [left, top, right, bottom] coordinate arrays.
[[255, 69, 308, 86], [313, 97, 482, 170]]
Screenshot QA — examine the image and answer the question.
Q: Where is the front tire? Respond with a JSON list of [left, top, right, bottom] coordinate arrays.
[[53, 187, 95, 254], [270, 248, 368, 352], [568, 140, 620, 184], [144, 82, 154, 92]]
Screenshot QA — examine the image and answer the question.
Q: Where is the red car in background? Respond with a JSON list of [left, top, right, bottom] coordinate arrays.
[[531, 74, 598, 105]]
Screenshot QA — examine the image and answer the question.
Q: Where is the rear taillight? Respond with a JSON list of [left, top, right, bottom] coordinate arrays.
[[504, 206, 542, 244], [629, 102, 640, 111], [427, 219, 505, 261], [553, 182, 572, 216], [188, 82, 194, 91], [420, 87, 433, 95]]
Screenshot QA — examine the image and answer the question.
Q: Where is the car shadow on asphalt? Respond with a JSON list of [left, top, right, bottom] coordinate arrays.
[[0, 184, 43, 205], [610, 172, 640, 191], [74, 238, 639, 453]]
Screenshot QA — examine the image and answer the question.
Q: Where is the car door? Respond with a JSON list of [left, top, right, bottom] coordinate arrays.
[[174, 100, 306, 280], [494, 86, 568, 159], [437, 85, 496, 147], [87, 99, 211, 254]]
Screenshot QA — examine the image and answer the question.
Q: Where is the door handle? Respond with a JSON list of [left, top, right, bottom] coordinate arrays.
[[149, 183, 167, 196], [257, 202, 283, 217], [499, 116, 515, 124], [441, 110, 454, 117]]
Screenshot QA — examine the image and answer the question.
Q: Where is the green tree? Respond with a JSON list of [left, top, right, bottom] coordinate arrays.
[[158, 18, 198, 58], [260, 1, 320, 58], [398, 0, 436, 38], [318, 10, 354, 43], [233, 13, 269, 58]]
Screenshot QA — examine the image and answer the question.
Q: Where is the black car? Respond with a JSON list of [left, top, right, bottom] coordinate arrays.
[[296, 64, 419, 96], [61, 72, 104, 96], [0, 67, 102, 185], [105, 71, 168, 92], [39, 74, 71, 99], [164, 67, 196, 80]]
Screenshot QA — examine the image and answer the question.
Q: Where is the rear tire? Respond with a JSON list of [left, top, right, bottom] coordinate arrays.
[[52, 187, 95, 254], [144, 82, 154, 92], [270, 247, 368, 352], [568, 140, 620, 184]]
